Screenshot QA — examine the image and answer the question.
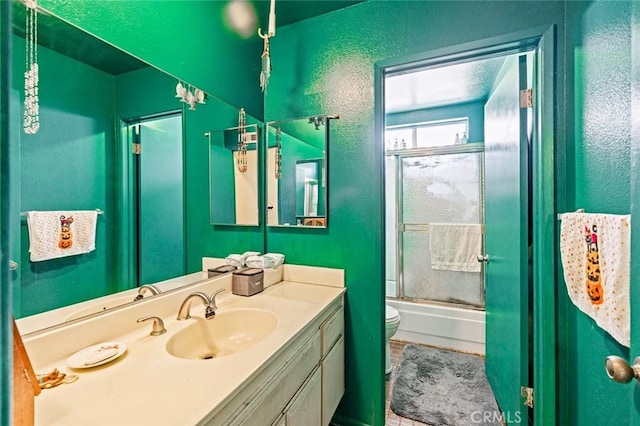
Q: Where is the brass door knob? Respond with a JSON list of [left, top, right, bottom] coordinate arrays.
[[604, 356, 640, 383]]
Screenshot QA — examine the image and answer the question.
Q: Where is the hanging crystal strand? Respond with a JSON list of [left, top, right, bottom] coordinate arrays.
[[275, 127, 282, 179], [236, 108, 248, 173], [23, 0, 39, 134], [260, 36, 271, 92]]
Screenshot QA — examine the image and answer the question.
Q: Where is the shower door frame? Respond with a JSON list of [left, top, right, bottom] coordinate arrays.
[[390, 143, 485, 310]]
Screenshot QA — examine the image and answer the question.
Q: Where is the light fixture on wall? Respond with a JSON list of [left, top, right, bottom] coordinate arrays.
[[258, 0, 276, 92], [23, 0, 40, 134], [237, 108, 248, 173], [175, 81, 205, 110]]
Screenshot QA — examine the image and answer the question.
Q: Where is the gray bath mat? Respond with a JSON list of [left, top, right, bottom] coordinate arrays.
[[390, 344, 501, 426]]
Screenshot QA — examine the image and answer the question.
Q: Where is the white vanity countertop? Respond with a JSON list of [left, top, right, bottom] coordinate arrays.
[[30, 280, 345, 426]]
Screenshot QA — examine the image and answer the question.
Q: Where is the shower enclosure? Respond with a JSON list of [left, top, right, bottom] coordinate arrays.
[[385, 142, 485, 309]]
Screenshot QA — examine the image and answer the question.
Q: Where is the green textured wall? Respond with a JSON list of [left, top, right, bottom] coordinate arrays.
[[12, 35, 118, 317], [39, 0, 264, 119], [265, 1, 564, 424], [631, 1, 640, 423], [561, 1, 638, 424]]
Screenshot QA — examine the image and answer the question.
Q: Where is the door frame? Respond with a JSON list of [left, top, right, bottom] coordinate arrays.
[[0, 1, 12, 424], [374, 25, 557, 424], [118, 110, 186, 289]]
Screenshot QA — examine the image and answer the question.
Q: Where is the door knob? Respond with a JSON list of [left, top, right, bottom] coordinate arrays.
[[477, 254, 489, 263], [604, 356, 640, 383], [9, 260, 18, 271]]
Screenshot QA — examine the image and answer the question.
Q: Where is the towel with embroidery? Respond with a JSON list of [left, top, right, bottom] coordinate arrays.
[[560, 213, 631, 347], [27, 210, 98, 262]]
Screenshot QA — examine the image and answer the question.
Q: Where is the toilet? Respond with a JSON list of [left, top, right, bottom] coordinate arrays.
[[385, 305, 402, 374]]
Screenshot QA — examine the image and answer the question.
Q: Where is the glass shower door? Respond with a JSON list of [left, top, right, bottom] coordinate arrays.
[[397, 149, 485, 308]]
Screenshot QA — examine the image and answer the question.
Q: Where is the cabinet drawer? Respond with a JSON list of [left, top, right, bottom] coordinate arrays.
[[321, 307, 343, 358], [229, 332, 321, 426], [322, 335, 344, 425], [285, 367, 322, 426]]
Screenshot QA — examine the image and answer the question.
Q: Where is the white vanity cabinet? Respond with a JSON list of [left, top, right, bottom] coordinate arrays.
[[320, 305, 345, 425], [285, 367, 322, 425], [208, 299, 345, 426]]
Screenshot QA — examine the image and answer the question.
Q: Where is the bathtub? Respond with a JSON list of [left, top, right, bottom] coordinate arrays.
[[386, 298, 485, 355]]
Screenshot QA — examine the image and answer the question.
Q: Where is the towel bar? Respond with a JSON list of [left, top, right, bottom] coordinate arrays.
[[20, 209, 103, 217], [557, 208, 585, 220]]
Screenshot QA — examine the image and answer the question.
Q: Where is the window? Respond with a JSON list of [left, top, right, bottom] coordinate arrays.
[[385, 128, 413, 150], [385, 118, 469, 150]]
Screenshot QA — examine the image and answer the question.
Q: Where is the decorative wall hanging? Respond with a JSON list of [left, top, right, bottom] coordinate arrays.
[[23, 0, 40, 134], [175, 81, 205, 111], [237, 108, 248, 173], [308, 115, 326, 130], [275, 127, 282, 179], [258, 0, 276, 92]]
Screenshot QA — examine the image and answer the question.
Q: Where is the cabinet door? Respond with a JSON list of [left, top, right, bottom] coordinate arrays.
[[322, 336, 344, 425], [286, 367, 322, 426], [272, 414, 286, 426]]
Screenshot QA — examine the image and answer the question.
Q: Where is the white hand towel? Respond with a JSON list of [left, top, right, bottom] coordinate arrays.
[[245, 255, 274, 269], [26, 210, 99, 262], [263, 253, 285, 266], [429, 223, 482, 273], [560, 213, 631, 347]]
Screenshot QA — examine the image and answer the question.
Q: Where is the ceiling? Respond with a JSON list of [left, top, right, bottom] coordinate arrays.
[[385, 56, 507, 114], [254, 0, 364, 28], [11, 0, 364, 76], [11, 0, 149, 75]]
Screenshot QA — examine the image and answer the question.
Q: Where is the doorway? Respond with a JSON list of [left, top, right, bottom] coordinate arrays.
[[124, 112, 185, 287], [379, 28, 556, 424]]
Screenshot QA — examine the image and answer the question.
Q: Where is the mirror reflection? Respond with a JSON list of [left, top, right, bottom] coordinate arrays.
[[266, 116, 328, 227], [209, 124, 261, 226], [9, 1, 250, 333]]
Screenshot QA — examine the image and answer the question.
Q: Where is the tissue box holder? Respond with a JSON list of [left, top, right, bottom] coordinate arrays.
[[232, 268, 264, 296], [208, 265, 237, 278]]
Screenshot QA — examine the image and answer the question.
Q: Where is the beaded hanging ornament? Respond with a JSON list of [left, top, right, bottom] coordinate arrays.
[[275, 127, 282, 179], [23, 0, 39, 134], [236, 108, 248, 173]]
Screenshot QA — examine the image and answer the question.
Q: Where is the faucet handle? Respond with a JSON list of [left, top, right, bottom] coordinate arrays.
[[210, 288, 226, 309], [137, 316, 167, 336]]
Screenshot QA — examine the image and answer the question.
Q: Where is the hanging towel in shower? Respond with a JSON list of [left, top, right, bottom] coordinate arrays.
[[429, 223, 482, 273], [560, 212, 631, 347], [26, 210, 99, 262]]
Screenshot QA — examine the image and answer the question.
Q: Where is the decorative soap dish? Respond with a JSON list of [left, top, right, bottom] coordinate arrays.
[[66, 342, 127, 369]]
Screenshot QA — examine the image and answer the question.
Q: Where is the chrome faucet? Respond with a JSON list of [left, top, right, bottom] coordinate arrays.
[[177, 292, 216, 320], [137, 316, 166, 336], [133, 284, 161, 301], [209, 288, 226, 310]]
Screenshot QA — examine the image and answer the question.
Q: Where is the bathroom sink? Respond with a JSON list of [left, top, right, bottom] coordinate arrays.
[[166, 309, 278, 360], [65, 296, 138, 321]]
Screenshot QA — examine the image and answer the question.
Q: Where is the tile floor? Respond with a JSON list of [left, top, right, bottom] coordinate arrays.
[[385, 340, 430, 426]]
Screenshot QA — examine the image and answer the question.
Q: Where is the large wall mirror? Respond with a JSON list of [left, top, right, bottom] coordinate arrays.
[[209, 124, 261, 226], [9, 1, 252, 334], [266, 116, 330, 228]]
